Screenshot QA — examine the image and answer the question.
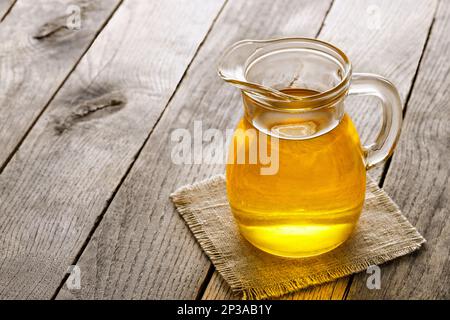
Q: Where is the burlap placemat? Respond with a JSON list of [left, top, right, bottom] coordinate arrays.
[[170, 175, 425, 300]]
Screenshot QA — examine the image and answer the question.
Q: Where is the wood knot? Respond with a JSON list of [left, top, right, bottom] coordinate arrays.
[[33, 15, 74, 40], [54, 92, 126, 135], [32, 1, 92, 40]]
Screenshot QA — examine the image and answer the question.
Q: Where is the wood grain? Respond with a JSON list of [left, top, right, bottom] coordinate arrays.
[[0, 0, 224, 299], [0, 0, 122, 170], [202, 0, 437, 300], [0, 0, 15, 21], [346, 0, 450, 299], [202, 272, 239, 300], [55, 0, 334, 300]]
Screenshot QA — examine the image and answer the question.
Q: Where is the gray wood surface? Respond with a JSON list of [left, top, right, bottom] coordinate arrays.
[[0, 0, 446, 300], [56, 0, 334, 300], [0, 0, 14, 21], [202, 0, 438, 300], [0, 0, 122, 170], [347, 0, 450, 299], [0, 0, 224, 299]]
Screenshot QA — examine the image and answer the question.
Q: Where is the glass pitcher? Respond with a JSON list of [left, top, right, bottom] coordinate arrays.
[[218, 38, 402, 258]]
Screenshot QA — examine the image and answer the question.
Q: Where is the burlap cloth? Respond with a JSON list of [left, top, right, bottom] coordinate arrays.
[[170, 175, 425, 299]]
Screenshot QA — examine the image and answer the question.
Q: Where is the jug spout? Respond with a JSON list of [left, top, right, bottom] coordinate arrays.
[[217, 40, 295, 101]]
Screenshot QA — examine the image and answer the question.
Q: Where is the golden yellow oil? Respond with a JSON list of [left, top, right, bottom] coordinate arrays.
[[226, 89, 366, 257]]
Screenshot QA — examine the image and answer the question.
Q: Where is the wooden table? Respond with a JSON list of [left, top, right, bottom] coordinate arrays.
[[0, 0, 448, 300]]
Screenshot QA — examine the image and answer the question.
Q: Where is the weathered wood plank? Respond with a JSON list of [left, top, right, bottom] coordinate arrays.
[[55, 0, 334, 300], [0, 0, 15, 21], [202, 272, 239, 300], [0, 0, 224, 299], [0, 0, 122, 170], [346, 0, 449, 299], [202, 0, 437, 300]]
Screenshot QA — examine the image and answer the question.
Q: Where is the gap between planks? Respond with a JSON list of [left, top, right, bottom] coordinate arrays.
[[345, 0, 449, 299], [195, 0, 337, 301], [0, 0, 16, 22], [314, 0, 335, 38], [0, 0, 226, 299], [50, 0, 230, 300], [53, 0, 335, 300], [342, 5, 439, 300], [200, 0, 438, 300]]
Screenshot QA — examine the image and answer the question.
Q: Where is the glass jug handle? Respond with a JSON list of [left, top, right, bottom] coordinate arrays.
[[348, 73, 403, 170]]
